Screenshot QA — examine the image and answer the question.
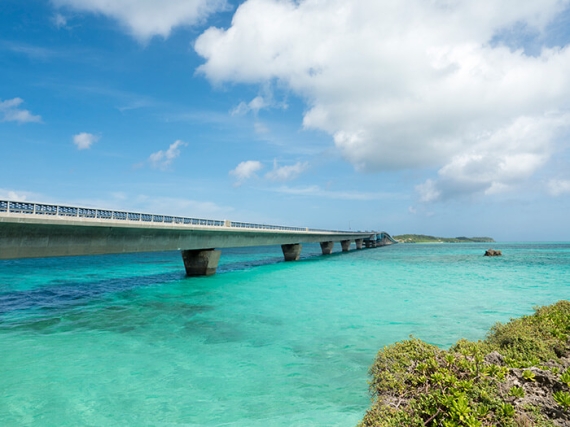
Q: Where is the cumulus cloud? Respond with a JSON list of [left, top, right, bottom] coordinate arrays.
[[149, 140, 187, 170], [265, 160, 308, 181], [73, 132, 99, 150], [548, 179, 570, 196], [52, 0, 228, 41], [195, 0, 570, 201], [229, 160, 263, 185], [416, 114, 567, 201], [0, 98, 42, 123]]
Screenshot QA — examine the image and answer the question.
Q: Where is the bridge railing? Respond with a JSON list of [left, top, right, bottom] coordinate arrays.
[[0, 200, 359, 235], [229, 221, 307, 232]]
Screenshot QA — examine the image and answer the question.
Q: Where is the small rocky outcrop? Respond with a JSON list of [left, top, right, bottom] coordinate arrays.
[[500, 362, 570, 425], [485, 248, 502, 256], [484, 350, 505, 365]]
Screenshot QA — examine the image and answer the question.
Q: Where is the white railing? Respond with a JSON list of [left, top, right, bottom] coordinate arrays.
[[0, 200, 358, 234]]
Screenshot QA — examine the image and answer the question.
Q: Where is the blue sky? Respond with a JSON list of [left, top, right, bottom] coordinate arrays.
[[2, 0, 570, 241]]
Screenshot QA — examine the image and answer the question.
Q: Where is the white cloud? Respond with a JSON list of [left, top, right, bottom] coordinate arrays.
[[415, 114, 567, 201], [548, 179, 570, 196], [52, 13, 68, 28], [230, 102, 249, 116], [230, 160, 308, 184], [253, 121, 270, 134], [416, 179, 441, 203], [231, 96, 269, 116], [52, 0, 228, 41], [195, 0, 570, 200], [229, 160, 263, 185], [265, 160, 308, 181], [73, 132, 99, 150], [0, 188, 39, 201], [149, 140, 187, 170], [0, 98, 42, 123]]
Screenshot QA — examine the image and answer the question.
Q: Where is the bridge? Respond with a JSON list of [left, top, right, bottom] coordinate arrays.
[[0, 200, 396, 276]]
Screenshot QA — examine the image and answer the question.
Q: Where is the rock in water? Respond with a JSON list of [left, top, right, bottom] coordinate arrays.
[[484, 249, 502, 256]]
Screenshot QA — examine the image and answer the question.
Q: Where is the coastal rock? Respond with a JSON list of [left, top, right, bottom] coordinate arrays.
[[484, 249, 502, 256], [484, 351, 505, 365], [506, 367, 570, 425]]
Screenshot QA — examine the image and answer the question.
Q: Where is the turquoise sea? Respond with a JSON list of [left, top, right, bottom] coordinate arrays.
[[1, 242, 569, 426]]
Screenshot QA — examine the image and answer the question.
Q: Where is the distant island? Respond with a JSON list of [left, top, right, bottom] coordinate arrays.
[[394, 234, 495, 243]]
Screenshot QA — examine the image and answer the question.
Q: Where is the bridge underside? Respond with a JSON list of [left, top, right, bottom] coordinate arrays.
[[0, 219, 395, 276]]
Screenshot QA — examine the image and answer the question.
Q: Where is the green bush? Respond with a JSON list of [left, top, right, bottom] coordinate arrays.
[[359, 301, 570, 427], [486, 301, 570, 366]]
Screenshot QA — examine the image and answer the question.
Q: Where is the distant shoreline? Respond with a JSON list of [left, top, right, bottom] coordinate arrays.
[[394, 234, 495, 244]]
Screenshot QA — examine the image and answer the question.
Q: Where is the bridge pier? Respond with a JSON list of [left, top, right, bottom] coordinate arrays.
[[320, 241, 334, 255], [281, 243, 302, 261], [341, 240, 351, 252], [355, 239, 363, 250], [181, 249, 221, 276]]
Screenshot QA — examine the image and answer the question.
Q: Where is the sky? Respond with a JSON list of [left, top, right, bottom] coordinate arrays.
[[1, 0, 570, 241]]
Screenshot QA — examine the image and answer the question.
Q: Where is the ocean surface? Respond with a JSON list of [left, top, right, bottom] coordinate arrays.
[[1, 242, 569, 426]]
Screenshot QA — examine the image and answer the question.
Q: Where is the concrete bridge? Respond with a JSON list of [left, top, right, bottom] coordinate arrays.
[[0, 200, 396, 276]]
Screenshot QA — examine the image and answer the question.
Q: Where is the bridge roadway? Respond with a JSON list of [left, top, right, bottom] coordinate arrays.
[[0, 200, 396, 276]]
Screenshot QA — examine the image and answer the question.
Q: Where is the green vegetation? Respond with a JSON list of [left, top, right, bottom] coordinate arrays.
[[560, 369, 570, 387], [508, 386, 525, 398], [394, 235, 495, 243], [553, 391, 570, 410], [359, 301, 570, 427]]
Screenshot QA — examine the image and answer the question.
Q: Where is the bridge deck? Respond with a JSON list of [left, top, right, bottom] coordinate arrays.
[[0, 200, 395, 275], [0, 201, 385, 258]]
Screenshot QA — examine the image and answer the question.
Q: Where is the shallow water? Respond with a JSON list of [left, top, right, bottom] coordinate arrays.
[[1, 242, 569, 426]]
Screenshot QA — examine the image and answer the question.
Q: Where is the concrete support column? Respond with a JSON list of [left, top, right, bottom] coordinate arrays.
[[281, 243, 302, 261], [355, 239, 363, 250], [341, 240, 351, 252], [320, 241, 334, 255], [181, 248, 221, 276]]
